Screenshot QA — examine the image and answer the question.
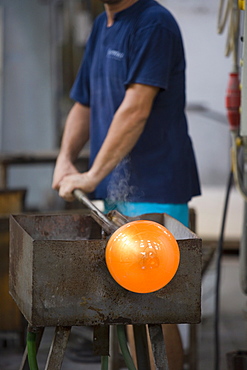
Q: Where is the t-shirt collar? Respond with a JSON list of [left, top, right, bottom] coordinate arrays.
[[114, 0, 153, 21]]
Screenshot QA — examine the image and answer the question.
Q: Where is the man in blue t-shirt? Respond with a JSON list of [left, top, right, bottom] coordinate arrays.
[[52, 0, 201, 367], [53, 0, 200, 226]]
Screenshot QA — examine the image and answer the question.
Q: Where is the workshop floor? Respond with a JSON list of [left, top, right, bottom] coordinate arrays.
[[0, 254, 246, 370]]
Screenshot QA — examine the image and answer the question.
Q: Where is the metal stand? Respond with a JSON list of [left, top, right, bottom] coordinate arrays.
[[45, 327, 71, 370], [133, 325, 152, 370], [19, 324, 169, 370], [148, 325, 169, 370], [19, 326, 72, 370], [10, 211, 201, 370]]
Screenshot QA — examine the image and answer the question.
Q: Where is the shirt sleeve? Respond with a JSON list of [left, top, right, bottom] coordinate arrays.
[[70, 33, 94, 106], [125, 25, 177, 90]]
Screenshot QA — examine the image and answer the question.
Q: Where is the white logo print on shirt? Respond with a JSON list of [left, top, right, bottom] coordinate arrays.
[[107, 49, 124, 60]]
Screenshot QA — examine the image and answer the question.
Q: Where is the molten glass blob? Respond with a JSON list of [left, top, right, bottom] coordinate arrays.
[[105, 220, 180, 293]]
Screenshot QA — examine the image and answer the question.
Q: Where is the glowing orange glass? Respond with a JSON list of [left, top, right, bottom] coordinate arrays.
[[105, 220, 180, 293]]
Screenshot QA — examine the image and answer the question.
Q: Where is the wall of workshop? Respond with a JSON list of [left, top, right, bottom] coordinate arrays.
[[163, 0, 233, 187], [1, 0, 59, 210], [1, 0, 237, 210]]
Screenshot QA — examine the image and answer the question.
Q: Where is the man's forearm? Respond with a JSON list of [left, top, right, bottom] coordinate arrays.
[[52, 103, 90, 190], [59, 102, 90, 162], [88, 84, 159, 186]]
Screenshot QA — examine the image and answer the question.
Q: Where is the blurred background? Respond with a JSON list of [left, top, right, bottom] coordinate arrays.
[[0, 0, 246, 369]]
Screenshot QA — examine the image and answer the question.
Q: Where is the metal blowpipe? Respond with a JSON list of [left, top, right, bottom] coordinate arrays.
[[73, 189, 118, 234]]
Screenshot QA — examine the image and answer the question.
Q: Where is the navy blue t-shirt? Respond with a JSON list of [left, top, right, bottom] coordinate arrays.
[[70, 0, 201, 203]]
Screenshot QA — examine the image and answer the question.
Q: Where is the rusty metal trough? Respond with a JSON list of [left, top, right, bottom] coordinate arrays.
[[9, 211, 202, 328]]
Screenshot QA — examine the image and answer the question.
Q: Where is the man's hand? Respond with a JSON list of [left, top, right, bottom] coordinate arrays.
[[52, 156, 79, 191], [58, 171, 97, 202]]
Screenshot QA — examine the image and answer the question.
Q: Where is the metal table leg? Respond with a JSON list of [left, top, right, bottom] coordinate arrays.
[[109, 325, 120, 370], [148, 324, 169, 370], [133, 324, 151, 370], [44, 326, 71, 370]]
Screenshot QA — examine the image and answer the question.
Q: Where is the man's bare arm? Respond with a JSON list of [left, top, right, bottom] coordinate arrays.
[[59, 84, 159, 200], [89, 83, 159, 183], [52, 102, 90, 190]]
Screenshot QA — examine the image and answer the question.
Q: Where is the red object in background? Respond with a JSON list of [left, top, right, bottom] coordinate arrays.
[[105, 220, 180, 293], [225, 72, 241, 130]]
